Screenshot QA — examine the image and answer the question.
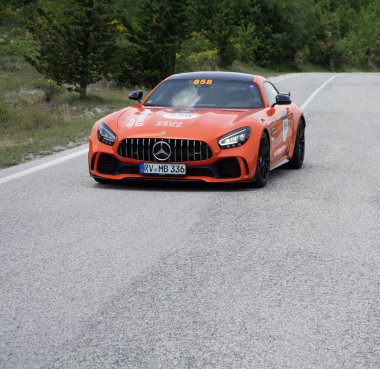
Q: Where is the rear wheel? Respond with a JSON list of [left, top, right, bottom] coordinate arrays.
[[253, 133, 270, 188], [287, 121, 305, 169]]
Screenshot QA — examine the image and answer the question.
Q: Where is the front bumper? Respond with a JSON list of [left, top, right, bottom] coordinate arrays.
[[89, 136, 259, 183]]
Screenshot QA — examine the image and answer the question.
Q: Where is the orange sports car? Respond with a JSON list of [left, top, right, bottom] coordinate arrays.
[[88, 72, 305, 187]]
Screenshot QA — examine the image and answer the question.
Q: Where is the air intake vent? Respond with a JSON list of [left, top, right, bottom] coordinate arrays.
[[97, 154, 119, 174]]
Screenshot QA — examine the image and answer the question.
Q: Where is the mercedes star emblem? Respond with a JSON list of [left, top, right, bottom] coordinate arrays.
[[152, 141, 171, 161]]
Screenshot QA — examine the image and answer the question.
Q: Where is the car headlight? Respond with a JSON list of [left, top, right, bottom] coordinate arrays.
[[97, 121, 116, 146], [218, 127, 251, 149]]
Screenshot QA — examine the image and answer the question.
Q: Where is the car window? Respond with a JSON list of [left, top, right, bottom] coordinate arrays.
[[263, 82, 278, 107], [144, 79, 264, 109]]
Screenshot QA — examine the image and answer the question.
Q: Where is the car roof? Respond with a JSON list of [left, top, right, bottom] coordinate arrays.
[[168, 71, 256, 81]]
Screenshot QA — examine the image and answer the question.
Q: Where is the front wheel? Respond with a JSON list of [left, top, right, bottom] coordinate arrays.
[[287, 121, 305, 169], [252, 133, 270, 188]]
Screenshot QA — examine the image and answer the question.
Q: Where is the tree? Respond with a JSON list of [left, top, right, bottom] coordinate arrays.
[[191, 0, 262, 68], [25, 0, 121, 98], [125, 0, 190, 87]]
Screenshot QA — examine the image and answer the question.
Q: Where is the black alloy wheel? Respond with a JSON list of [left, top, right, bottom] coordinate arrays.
[[253, 132, 270, 188], [287, 121, 305, 169]]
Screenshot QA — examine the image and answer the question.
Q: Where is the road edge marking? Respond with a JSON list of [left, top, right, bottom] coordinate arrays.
[[0, 148, 88, 185], [271, 74, 300, 83], [301, 74, 339, 110]]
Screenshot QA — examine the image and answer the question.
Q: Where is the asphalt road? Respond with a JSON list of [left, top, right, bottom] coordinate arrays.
[[1, 73, 379, 369]]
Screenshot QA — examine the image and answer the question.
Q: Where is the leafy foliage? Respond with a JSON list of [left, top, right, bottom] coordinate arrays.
[[113, 0, 190, 87], [2, 0, 379, 90], [0, 5, 37, 70], [23, 0, 122, 98], [176, 32, 218, 71]]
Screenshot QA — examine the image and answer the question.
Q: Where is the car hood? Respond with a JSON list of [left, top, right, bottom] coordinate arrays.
[[116, 106, 262, 139]]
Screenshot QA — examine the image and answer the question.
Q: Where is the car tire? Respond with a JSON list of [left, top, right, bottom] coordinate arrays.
[[287, 120, 305, 169], [252, 132, 270, 188]]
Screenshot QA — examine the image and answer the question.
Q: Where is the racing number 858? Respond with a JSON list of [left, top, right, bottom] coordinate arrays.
[[193, 79, 213, 85]]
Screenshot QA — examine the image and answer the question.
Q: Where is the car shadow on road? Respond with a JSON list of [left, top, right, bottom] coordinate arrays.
[[90, 166, 292, 193]]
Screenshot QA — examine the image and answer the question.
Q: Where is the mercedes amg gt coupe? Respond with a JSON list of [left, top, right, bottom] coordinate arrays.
[[89, 72, 305, 187]]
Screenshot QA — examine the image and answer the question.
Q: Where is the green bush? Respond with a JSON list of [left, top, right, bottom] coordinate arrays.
[[34, 79, 64, 102], [294, 46, 311, 68], [176, 32, 218, 72], [0, 6, 37, 71], [0, 102, 10, 123], [235, 23, 259, 65]]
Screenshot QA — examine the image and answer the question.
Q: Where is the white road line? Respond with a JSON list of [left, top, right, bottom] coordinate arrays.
[[0, 149, 88, 185], [271, 74, 300, 83], [301, 74, 339, 110]]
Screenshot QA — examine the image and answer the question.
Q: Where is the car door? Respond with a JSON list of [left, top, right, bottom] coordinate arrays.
[[281, 102, 294, 151], [263, 82, 287, 163]]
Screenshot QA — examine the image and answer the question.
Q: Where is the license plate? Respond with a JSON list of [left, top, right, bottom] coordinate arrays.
[[139, 163, 186, 176]]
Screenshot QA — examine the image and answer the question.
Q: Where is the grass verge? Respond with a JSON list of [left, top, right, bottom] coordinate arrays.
[[0, 62, 147, 168]]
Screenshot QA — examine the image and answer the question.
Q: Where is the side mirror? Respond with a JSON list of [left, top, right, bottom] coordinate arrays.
[[274, 94, 292, 106], [129, 90, 143, 103], [279, 91, 291, 97]]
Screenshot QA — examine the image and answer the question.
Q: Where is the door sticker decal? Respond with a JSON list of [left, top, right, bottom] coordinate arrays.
[[282, 112, 288, 142]]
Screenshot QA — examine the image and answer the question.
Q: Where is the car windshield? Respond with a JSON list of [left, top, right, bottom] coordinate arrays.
[[144, 79, 264, 109]]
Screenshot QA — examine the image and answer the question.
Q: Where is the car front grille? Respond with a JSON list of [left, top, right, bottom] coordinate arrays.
[[118, 138, 212, 162]]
